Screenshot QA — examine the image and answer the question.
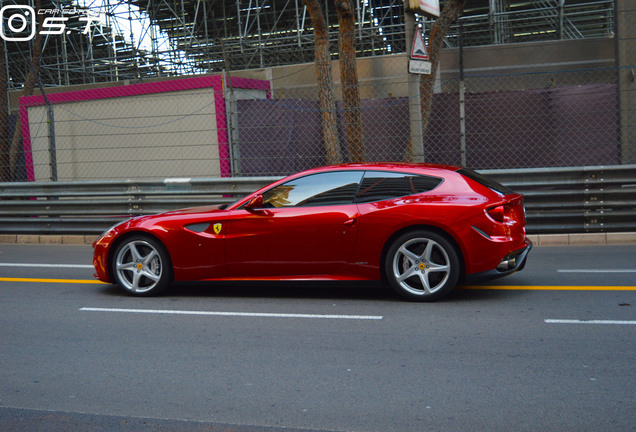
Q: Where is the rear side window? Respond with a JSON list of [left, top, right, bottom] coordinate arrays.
[[355, 171, 443, 204], [457, 168, 514, 195]]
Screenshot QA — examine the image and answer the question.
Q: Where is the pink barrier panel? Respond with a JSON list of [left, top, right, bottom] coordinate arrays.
[[20, 75, 270, 181]]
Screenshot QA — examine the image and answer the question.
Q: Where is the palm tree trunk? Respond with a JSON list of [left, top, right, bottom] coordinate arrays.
[[335, 0, 365, 162], [304, 0, 342, 164], [9, 0, 45, 180], [419, 0, 466, 147]]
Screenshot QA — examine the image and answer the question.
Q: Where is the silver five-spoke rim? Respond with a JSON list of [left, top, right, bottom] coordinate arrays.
[[392, 237, 451, 296], [115, 240, 162, 293]]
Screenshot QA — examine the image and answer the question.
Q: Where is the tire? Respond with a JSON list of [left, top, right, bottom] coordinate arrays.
[[384, 230, 460, 302], [111, 235, 172, 296]]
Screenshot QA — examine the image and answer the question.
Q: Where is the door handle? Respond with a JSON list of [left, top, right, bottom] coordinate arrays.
[[344, 218, 357, 227]]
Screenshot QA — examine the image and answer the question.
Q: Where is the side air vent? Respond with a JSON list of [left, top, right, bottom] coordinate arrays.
[[185, 223, 210, 233]]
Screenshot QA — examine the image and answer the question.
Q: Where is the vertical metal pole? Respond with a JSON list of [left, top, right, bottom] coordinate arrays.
[[256, 0, 264, 68], [127, 2, 139, 78], [559, 0, 565, 40], [614, 0, 635, 163], [47, 105, 57, 181], [105, 0, 118, 81], [236, 0, 244, 53], [88, 24, 96, 83], [356, 0, 362, 41], [489, 0, 495, 44], [405, 12, 424, 163], [222, 41, 240, 176], [295, 0, 301, 47], [181, 0, 187, 74], [31, 64, 57, 181], [203, 0, 210, 71], [300, 5, 307, 46], [60, 8, 70, 86], [148, 4, 159, 76], [4, 40, 10, 91], [459, 21, 467, 167]]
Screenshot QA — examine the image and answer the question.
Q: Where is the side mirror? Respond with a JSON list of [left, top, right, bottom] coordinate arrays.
[[244, 194, 263, 210]]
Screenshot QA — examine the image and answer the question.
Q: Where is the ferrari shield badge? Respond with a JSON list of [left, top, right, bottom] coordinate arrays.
[[213, 223, 222, 235]]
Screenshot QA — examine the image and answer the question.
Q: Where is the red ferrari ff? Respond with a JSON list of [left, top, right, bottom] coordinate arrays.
[[93, 163, 531, 301]]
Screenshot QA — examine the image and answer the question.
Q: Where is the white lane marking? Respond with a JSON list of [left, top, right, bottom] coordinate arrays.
[[80, 307, 383, 321], [545, 319, 636, 325], [0, 263, 94, 269], [558, 269, 636, 273]]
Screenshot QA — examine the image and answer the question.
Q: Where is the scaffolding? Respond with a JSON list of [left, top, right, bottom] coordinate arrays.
[[2, 0, 616, 90]]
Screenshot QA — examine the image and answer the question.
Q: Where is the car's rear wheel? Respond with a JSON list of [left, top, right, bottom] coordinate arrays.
[[384, 230, 460, 301], [111, 236, 171, 296]]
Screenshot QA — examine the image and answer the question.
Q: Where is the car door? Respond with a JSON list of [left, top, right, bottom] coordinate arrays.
[[225, 171, 364, 278]]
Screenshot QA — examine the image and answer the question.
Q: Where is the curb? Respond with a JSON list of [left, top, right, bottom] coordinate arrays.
[[0, 235, 98, 245], [1, 232, 636, 246], [527, 232, 636, 246]]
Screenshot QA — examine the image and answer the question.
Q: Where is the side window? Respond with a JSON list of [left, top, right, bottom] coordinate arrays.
[[261, 171, 363, 208], [355, 171, 443, 203]]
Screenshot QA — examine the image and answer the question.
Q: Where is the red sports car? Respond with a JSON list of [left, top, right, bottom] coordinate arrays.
[[93, 163, 531, 301]]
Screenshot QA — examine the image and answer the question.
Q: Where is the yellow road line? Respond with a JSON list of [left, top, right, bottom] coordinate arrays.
[[0, 277, 634, 291], [461, 285, 636, 291], [0, 277, 105, 284]]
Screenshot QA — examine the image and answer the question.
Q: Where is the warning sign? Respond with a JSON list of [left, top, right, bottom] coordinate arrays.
[[410, 28, 429, 60]]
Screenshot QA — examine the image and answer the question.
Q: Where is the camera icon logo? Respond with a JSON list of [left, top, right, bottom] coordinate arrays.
[[1, 5, 37, 42]]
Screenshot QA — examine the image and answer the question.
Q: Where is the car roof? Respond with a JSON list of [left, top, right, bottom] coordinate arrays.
[[295, 162, 461, 177], [235, 163, 464, 209]]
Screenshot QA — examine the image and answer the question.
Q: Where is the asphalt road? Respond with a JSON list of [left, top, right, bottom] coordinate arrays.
[[0, 243, 635, 432]]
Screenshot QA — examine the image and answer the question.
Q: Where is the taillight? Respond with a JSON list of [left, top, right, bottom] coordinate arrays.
[[487, 205, 506, 222]]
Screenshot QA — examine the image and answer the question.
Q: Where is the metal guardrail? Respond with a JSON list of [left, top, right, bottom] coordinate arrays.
[[0, 177, 280, 235], [485, 165, 636, 234], [1, 166, 635, 236]]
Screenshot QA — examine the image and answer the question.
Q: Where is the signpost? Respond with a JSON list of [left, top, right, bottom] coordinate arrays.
[[409, 27, 432, 75], [405, 0, 440, 162]]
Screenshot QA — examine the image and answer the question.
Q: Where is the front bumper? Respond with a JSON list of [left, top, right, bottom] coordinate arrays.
[[92, 233, 115, 283]]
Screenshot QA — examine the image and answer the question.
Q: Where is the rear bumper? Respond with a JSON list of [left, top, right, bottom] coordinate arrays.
[[465, 241, 532, 284]]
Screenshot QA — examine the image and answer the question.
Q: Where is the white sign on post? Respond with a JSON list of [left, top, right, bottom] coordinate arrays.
[[419, 0, 440, 17], [409, 59, 432, 75]]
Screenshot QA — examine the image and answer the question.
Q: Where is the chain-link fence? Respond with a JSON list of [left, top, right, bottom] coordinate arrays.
[[1, 0, 634, 181]]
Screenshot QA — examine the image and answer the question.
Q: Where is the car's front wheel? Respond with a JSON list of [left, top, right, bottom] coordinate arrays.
[[111, 235, 172, 296], [384, 230, 460, 301]]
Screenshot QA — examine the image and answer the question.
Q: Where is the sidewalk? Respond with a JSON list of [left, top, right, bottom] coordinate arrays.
[[1, 232, 636, 246]]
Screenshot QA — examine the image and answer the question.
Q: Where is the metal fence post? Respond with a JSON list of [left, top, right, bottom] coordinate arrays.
[[459, 21, 467, 167], [32, 64, 57, 181], [405, 12, 424, 163]]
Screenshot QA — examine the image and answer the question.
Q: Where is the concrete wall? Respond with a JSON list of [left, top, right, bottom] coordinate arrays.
[[261, 38, 616, 97]]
